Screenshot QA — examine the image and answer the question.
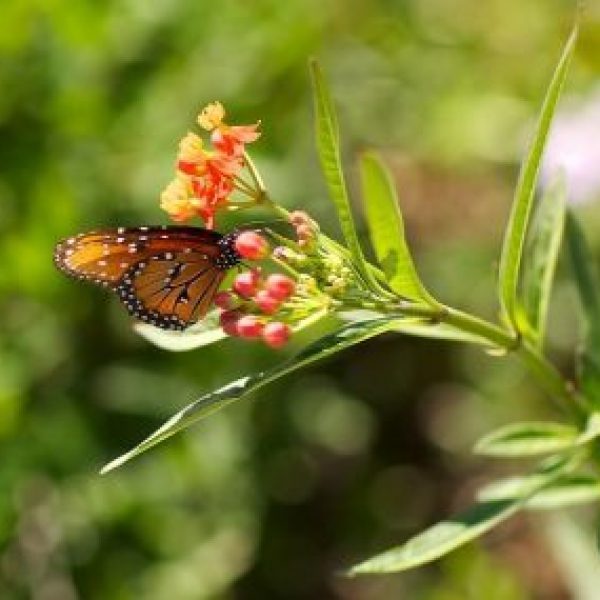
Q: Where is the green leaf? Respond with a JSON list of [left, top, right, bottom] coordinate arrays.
[[349, 454, 576, 574], [522, 173, 567, 348], [390, 321, 489, 345], [359, 151, 436, 304], [566, 213, 600, 317], [349, 499, 520, 574], [101, 318, 401, 474], [566, 212, 600, 409], [134, 308, 329, 353], [309, 59, 380, 292], [579, 413, 600, 445], [474, 421, 578, 457], [338, 309, 489, 345], [478, 474, 600, 510], [498, 26, 578, 329], [134, 310, 226, 352]]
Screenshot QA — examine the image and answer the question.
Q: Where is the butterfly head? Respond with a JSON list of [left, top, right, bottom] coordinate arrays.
[[215, 231, 243, 270]]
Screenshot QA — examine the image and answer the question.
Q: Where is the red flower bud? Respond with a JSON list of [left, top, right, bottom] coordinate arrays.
[[219, 310, 241, 336], [236, 315, 264, 338], [214, 291, 235, 310], [233, 269, 260, 298], [255, 289, 281, 315], [265, 274, 295, 300], [262, 321, 291, 348], [234, 231, 269, 260]]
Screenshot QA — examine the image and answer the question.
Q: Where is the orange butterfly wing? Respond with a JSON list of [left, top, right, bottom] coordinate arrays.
[[54, 226, 239, 330]]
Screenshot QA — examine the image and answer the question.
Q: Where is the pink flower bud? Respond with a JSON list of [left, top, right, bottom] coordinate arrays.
[[296, 223, 314, 240], [233, 269, 260, 298], [236, 315, 264, 338], [214, 291, 235, 310], [272, 246, 290, 260], [255, 289, 281, 315], [234, 231, 270, 260], [262, 321, 291, 348], [219, 310, 241, 337], [265, 274, 295, 300], [289, 210, 311, 226]]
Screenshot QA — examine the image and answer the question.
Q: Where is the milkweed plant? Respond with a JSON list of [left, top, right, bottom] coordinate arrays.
[[99, 24, 600, 575]]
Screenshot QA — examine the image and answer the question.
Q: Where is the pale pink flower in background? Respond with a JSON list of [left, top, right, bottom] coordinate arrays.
[[541, 85, 600, 204]]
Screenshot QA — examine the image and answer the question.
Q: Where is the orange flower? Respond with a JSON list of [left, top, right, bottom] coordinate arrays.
[[198, 101, 260, 157], [211, 124, 260, 157], [161, 102, 261, 229], [160, 176, 195, 222]]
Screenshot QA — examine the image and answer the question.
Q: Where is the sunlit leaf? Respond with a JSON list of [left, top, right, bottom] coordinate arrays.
[[134, 310, 226, 352], [390, 321, 490, 345], [359, 151, 436, 304], [566, 212, 600, 410], [522, 173, 567, 348], [309, 59, 381, 293], [474, 421, 578, 457], [498, 26, 577, 329], [349, 455, 575, 574], [349, 499, 520, 574], [338, 309, 487, 345], [478, 474, 600, 510], [101, 318, 402, 473]]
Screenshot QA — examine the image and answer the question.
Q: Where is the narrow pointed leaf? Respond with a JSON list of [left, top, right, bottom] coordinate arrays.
[[359, 151, 436, 304], [566, 212, 600, 409], [498, 26, 577, 328], [349, 499, 520, 574], [338, 310, 488, 345], [474, 421, 578, 457], [390, 321, 489, 345], [101, 318, 400, 474], [309, 59, 380, 292], [134, 310, 226, 352], [349, 457, 572, 574], [522, 173, 567, 347], [479, 474, 600, 510]]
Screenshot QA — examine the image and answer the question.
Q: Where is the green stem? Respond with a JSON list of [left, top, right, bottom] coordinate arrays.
[[399, 302, 586, 421], [440, 305, 515, 348], [239, 170, 586, 423]]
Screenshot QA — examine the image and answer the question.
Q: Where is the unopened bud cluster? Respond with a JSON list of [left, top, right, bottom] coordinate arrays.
[[215, 232, 296, 348], [289, 211, 318, 252], [161, 104, 386, 351], [271, 212, 357, 301]]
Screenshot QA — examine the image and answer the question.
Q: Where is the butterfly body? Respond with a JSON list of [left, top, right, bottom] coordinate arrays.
[[54, 226, 240, 330]]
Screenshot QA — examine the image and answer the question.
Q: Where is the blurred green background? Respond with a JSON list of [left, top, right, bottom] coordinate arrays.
[[1, 0, 600, 598]]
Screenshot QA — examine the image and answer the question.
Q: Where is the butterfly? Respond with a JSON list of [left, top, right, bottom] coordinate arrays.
[[54, 226, 241, 330]]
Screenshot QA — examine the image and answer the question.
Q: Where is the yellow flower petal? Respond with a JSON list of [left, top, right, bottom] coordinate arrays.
[[178, 132, 205, 163], [197, 101, 225, 130], [160, 176, 194, 220]]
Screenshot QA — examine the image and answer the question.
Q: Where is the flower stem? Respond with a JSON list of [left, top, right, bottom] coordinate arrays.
[[244, 171, 585, 422], [399, 302, 586, 421], [234, 175, 256, 195], [243, 152, 266, 194]]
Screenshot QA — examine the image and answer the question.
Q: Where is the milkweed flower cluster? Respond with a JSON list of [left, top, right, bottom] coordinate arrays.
[[160, 102, 261, 228], [160, 104, 371, 350], [212, 232, 296, 348]]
